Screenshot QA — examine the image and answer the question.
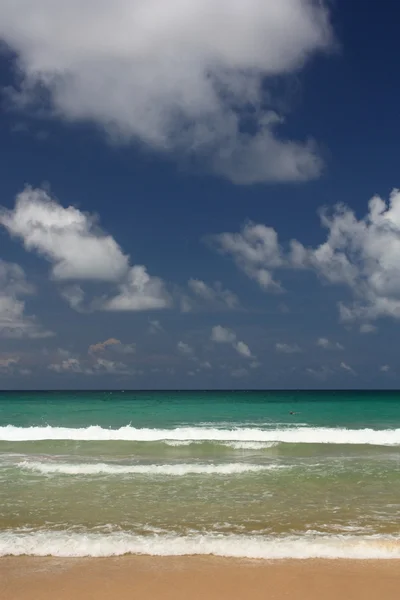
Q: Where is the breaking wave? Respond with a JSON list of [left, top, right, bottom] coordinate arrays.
[[1, 425, 400, 446], [17, 461, 278, 476], [1, 530, 400, 559]]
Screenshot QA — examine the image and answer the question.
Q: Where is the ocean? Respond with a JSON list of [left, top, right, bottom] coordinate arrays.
[[1, 390, 400, 559]]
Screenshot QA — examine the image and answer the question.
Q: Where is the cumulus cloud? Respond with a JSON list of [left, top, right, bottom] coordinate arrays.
[[209, 223, 284, 292], [48, 338, 137, 375], [316, 337, 344, 350], [276, 342, 302, 354], [0, 0, 332, 184], [115, 343, 136, 355], [60, 285, 85, 312], [0, 356, 19, 373], [0, 259, 53, 338], [211, 325, 253, 358], [1, 187, 172, 312], [176, 342, 214, 372], [0, 356, 33, 377], [211, 188, 400, 325], [89, 338, 136, 357], [48, 357, 84, 374], [211, 325, 237, 344], [182, 279, 240, 312], [177, 341, 194, 356], [0, 187, 129, 281], [102, 265, 172, 312], [89, 338, 121, 354], [49, 355, 131, 375], [235, 340, 252, 358], [92, 358, 131, 375]]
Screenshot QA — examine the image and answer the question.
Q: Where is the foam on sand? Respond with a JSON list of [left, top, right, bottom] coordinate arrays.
[[1, 530, 400, 559]]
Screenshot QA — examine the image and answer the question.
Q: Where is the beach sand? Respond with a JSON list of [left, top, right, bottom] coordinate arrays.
[[2, 557, 400, 600]]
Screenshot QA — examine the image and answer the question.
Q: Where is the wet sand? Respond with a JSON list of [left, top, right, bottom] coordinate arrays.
[[2, 556, 400, 600]]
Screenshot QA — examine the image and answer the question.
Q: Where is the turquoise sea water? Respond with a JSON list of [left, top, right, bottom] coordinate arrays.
[[1, 390, 400, 559]]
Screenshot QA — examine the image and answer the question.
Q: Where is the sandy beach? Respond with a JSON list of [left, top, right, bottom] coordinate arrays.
[[2, 557, 400, 600]]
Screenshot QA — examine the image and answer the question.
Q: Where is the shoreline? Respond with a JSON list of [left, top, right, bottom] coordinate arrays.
[[2, 556, 400, 600]]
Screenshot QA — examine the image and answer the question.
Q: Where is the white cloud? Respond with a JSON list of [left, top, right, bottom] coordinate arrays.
[[211, 325, 237, 344], [0, 356, 33, 377], [89, 338, 122, 354], [92, 358, 130, 375], [211, 223, 284, 291], [48, 340, 136, 375], [89, 338, 136, 358], [48, 358, 84, 374], [380, 365, 390, 372], [0, 356, 19, 373], [211, 325, 253, 358], [316, 337, 344, 350], [60, 285, 85, 311], [276, 342, 302, 354], [1, 187, 172, 313], [186, 358, 213, 376], [234, 340, 252, 358], [177, 341, 194, 356], [0, 187, 129, 281], [114, 343, 136, 355], [0, 1, 332, 184], [183, 279, 240, 312], [49, 355, 131, 375], [101, 266, 172, 312], [304, 190, 400, 323], [211, 188, 400, 325], [0, 259, 53, 338], [340, 361, 356, 375]]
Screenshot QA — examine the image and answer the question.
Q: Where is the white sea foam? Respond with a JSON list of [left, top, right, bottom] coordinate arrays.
[[1, 425, 400, 445], [18, 461, 274, 476], [222, 442, 279, 450], [1, 530, 400, 559], [164, 440, 197, 447], [165, 440, 278, 449]]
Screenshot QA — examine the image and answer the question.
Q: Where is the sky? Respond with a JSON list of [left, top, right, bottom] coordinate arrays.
[[0, 0, 400, 390]]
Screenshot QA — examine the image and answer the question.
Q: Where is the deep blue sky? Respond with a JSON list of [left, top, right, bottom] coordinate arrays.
[[0, 0, 400, 389]]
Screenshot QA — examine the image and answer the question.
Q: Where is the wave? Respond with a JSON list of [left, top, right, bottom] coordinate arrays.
[[164, 441, 278, 449], [221, 442, 279, 450], [17, 461, 276, 476], [164, 440, 195, 447], [1, 530, 400, 559], [1, 425, 400, 445]]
